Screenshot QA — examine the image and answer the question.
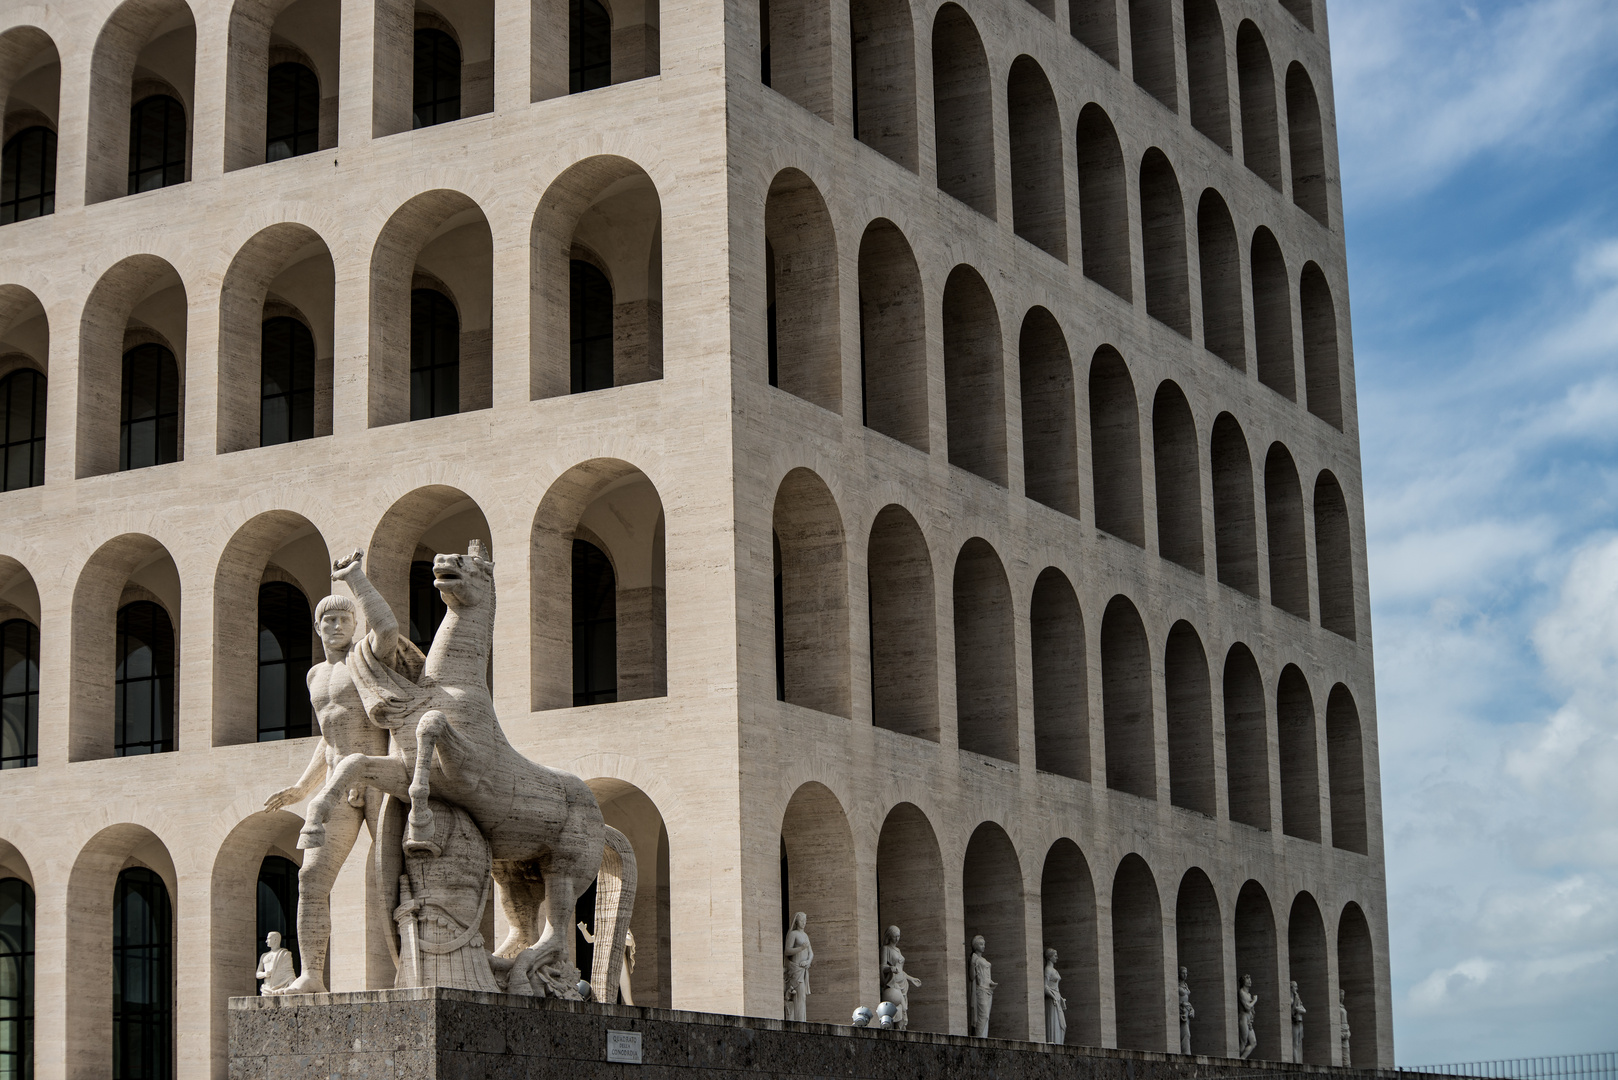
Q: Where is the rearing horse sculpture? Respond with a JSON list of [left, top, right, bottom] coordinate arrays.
[[298, 544, 635, 1000]]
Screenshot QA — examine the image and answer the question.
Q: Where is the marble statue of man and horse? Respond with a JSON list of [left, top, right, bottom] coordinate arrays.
[[264, 543, 635, 1002]]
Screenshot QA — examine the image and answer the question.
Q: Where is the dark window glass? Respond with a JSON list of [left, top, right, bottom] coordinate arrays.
[[571, 540, 616, 706], [260, 317, 315, 446], [1, 620, 39, 770], [119, 345, 179, 471], [570, 0, 612, 93], [759, 0, 771, 85], [257, 583, 313, 742], [112, 868, 171, 1080], [127, 95, 186, 195], [255, 856, 299, 985], [115, 602, 175, 757], [265, 62, 320, 162], [412, 29, 461, 128], [0, 878, 33, 1080], [409, 559, 447, 653], [569, 260, 613, 394], [0, 369, 45, 491], [0, 126, 56, 225], [410, 289, 459, 420]]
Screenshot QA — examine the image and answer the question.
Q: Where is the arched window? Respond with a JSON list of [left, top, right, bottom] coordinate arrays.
[[119, 344, 180, 471], [942, 266, 1007, 486], [0, 369, 46, 491], [127, 95, 186, 194], [1070, 0, 1118, 65], [2, 619, 41, 769], [1089, 348, 1144, 546], [1236, 22, 1281, 190], [858, 220, 928, 451], [1223, 643, 1270, 829], [572, 539, 617, 706], [1252, 227, 1295, 399], [1018, 308, 1079, 516], [1315, 471, 1355, 638], [1287, 64, 1327, 225], [850, 0, 918, 169], [571, 261, 614, 393], [257, 583, 313, 741], [1008, 57, 1066, 260], [1140, 149, 1190, 336], [1165, 621, 1214, 815], [1111, 854, 1165, 1050], [412, 29, 461, 128], [1152, 382, 1202, 572], [1265, 443, 1309, 618], [265, 62, 320, 162], [1198, 190, 1244, 369], [1031, 569, 1086, 779], [1101, 596, 1154, 798], [1301, 263, 1341, 428], [0, 877, 33, 1079], [1184, 0, 1229, 151], [571, 0, 613, 93], [1326, 685, 1367, 854], [112, 867, 172, 1080], [410, 289, 459, 419], [868, 506, 938, 741], [953, 539, 1016, 763], [1129, 0, 1176, 110], [256, 855, 299, 988], [1277, 664, 1321, 842], [1, 126, 56, 224], [115, 601, 176, 757], [408, 559, 446, 652], [932, 5, 995, 218], [1076, 105, 1130, 300], [260, 317, 316, 445], [1211, 413, 1258, 596]]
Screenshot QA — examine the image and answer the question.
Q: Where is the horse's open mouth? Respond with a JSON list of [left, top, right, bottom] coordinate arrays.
[[433, 568, 463, 585]]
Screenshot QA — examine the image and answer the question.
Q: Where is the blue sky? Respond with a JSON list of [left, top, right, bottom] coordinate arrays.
[[1330, 0, 1618, 1064]]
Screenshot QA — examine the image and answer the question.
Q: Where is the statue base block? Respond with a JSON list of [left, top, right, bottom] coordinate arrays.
[[230, 986, 1392, 1079]]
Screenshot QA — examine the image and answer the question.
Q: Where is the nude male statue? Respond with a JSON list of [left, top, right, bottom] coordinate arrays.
[[263, 551, 417, 994]]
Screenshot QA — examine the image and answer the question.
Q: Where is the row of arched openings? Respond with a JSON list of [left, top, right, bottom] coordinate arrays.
[[0, 154, 664, 487], [0, 0, 661, 215], [759, 0, 1329, 229]]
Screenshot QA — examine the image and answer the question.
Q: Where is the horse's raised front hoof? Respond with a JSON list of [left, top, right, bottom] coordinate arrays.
[[297, 823, 327, 850], [403, 838, 442, 858]]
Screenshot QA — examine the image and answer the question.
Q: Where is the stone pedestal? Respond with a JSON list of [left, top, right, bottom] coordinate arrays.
[[230, 987, 1407, 1079]]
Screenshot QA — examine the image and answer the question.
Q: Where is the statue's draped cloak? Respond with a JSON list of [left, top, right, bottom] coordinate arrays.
[[350, 632, 431, 730]]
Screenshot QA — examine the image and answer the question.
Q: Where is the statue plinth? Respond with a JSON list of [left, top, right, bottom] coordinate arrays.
[[230, 986, 1395, 1079]]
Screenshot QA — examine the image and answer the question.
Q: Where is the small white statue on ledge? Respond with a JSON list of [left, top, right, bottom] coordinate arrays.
[[255, 931, 297, 996], [783, 911, 814, 1021], [579, 922, 636, 1004], [966, 935, 997, 1037]]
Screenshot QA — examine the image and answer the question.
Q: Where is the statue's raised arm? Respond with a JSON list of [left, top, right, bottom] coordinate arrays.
[[331, 551, 398, 660]]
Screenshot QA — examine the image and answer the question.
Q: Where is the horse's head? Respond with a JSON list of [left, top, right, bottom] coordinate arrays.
[[431, 540, 495, 612]]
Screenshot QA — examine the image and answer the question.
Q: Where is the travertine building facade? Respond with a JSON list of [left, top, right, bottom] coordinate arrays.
[[0, 0, 1391, 1074]]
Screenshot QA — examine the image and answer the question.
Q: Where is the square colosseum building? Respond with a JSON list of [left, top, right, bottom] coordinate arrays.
[[0, 0, 1390, 1073]]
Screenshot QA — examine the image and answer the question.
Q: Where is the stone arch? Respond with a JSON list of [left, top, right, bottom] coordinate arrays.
[[1277, 664, 1321, 842], [0, 555, 40, 769], [876, 803, 948, 1032], [867, 504, 938, 741], [961, 821, 1027, 1039], [531, 460, 667, 710], [1111, 853, 1165, 1051], [1197, 189, 1244, 370], [932, 5, 995, 217], [1314, 471, 1354, 638], [0, 285, 49, 490], [586, 778, 672, 1006], [1076, 104, 1130, 299], [1288, 892, 1329, 1063], [1280, 0, 1313, 30], [777, 782, 858, 1022], [761, 0, 832, 120], [1265, 443, 1308, 618], [69, 533, 181, 761], [212, 510, 332, 746], [372, 0, 496, 134], [77, 254, 188, 478], [1018, 307, 1078, 516], [1008, 56, 1066, 260], [223, 0, 341, 170], [942, 265, 1007, 486], [858, 219, 928, 451], [368, 189, 493, 426], [1211, 413, 1258, 596], [849, 0, 917, 169], [1234, 880, 1281, 1060], [1165, 620, 1214, 816], [1184, 0, 1229, 150], [764, 169, 840, 411], [86, 0, 197, 203], [772, 468, 850, 718], [217, 222, 336, 452], [1236, 21, 1281, 190], [0, 841, 34, 1080], [1286, 63, 1327, 225], [1089, 346, 1144, 545], [0, 26, 60, 223], [1070, 0, 1119, 66], [532, 156, 664, 398], [1151, 380, 1201, 571], [1252, 227, 1295, 399], [1175, 867, 1226, 1055], [366, 483, 495, 653], [1140, 149, 1190, 336], [1129, 0, 1176, 110], [1040, 838, 1099, 1046], [1101, 594, 1154, 798], [1223, 642, 1270, 830], [1301, 263, 1341, 429], [63, 822, 178, 1078], [1337, 902, 1377, 1066], [1326, 684, 1367, 854], [1031, 568, 1087, 780], [953, 538, 1016, 762]]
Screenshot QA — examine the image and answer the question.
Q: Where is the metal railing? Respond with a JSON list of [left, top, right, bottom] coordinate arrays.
[[1403, 1053, 1618, 1080]]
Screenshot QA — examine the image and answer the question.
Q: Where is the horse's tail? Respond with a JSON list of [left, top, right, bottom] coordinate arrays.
[[590, 825, 638, 1004]]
